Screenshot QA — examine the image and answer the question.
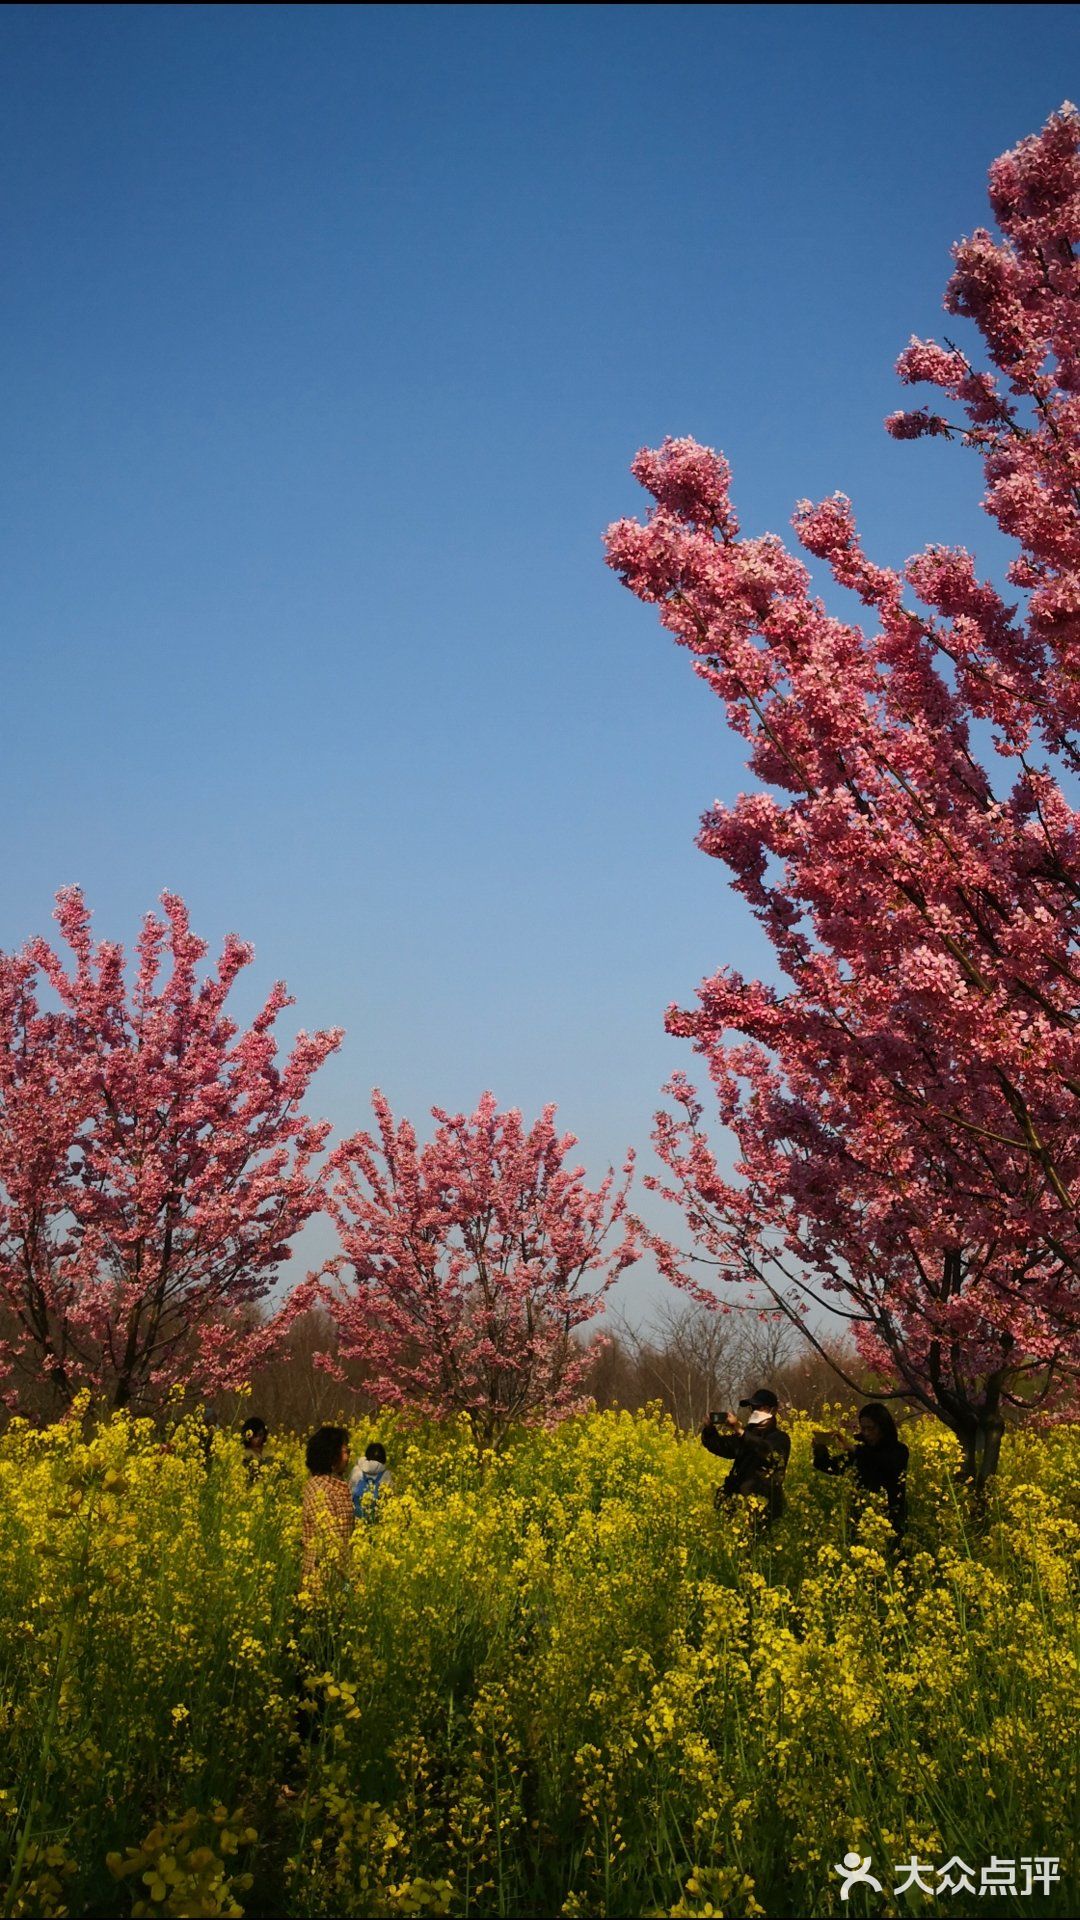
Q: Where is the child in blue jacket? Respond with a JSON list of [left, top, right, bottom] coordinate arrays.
[[349, 1440, 393, 1521]]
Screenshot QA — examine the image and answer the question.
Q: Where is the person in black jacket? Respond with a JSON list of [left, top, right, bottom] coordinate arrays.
[[701, 1388, 791, 1523], [812, 1402, 909, 1535], [241, 1416, 269, 1481]]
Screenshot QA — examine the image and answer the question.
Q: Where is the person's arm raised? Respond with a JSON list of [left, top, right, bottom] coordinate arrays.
[[701, 1412, 741, 1459]]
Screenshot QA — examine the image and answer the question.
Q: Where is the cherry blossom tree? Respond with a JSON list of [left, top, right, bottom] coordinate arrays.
[[0, 889, 342, 1413], [322, 1090, 639, 1451], [605, 106, 1080, 1483]]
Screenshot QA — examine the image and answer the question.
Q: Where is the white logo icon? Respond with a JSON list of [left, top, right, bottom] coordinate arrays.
[[835, 1852, 884, 1900]]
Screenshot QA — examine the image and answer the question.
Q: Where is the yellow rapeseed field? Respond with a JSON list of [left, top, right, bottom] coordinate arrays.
[[0, 1404, 1076, 1918]]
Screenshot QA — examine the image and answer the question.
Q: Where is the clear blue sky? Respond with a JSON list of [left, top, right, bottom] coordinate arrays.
[[2, 4, 1075, 1316]]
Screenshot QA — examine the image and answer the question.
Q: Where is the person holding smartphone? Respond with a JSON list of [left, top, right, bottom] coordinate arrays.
[[812, 1403, 908, 1535], [701, 1388, 790, 1523]]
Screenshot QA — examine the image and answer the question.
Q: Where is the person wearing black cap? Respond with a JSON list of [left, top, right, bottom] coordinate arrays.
[[701, 1388, 790, 1523]]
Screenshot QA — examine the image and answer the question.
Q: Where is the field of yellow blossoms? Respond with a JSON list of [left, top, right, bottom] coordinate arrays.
[[0, 1405, 1076, 1919]]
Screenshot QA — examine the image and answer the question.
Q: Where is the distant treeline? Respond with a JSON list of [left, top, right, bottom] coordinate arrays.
[[205, 1300, 868, 1437]]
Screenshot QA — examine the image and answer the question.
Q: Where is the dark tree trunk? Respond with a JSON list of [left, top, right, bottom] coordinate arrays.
[[956, 1409, 1005, 1490]]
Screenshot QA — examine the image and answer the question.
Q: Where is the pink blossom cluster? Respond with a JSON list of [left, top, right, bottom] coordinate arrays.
[[321, 1090, 639, 1450], [605, 107, 1080, 1449], [0, 888, 342, 1410], [888, 104, 1080, 762]]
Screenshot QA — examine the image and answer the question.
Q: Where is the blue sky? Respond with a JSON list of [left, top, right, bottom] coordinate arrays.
[[2, 3, 1076, 1316]]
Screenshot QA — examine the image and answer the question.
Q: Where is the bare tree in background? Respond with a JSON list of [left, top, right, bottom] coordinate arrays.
[[739, 1314, 796, 1384], [615, 1301, 740, 1429], [582, 1304, 864, 1427]]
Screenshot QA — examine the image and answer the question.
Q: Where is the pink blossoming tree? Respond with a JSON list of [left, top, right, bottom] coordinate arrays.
[[0, 889, 342, 1412], [605, 106, 1080, 1483], [322, 1090, 639, 1451]]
